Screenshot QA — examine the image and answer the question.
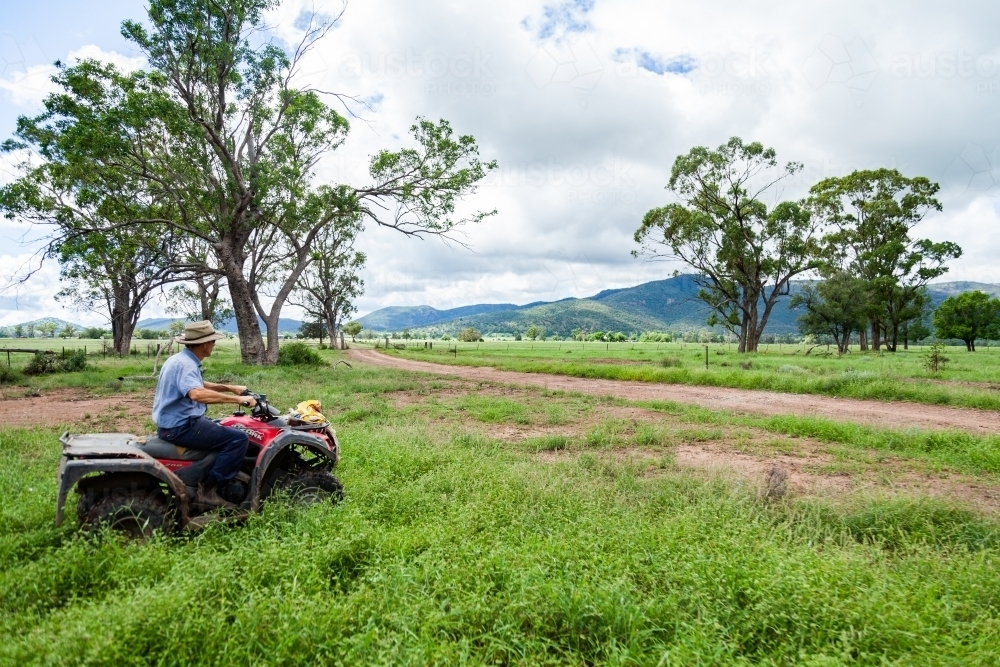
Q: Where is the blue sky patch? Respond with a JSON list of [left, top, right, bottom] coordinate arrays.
[[524, 0, 595, 41], [613, 48, 696, 76]]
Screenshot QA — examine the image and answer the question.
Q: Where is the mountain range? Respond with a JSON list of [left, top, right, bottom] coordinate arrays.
[[356, 275, 1000, 337], [136, 316, 304, 334]]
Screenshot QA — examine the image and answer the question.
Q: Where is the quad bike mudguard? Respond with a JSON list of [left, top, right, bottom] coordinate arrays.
[[248, 430, 339, 511], [55, 432, 190, 527]]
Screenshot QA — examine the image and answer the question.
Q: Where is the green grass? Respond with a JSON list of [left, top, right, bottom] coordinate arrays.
[[3, 352, 1000, 663], [382, 340, 1000, 411]]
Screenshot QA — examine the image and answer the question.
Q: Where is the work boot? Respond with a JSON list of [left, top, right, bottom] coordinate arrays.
[[193, 482, 238, 510]]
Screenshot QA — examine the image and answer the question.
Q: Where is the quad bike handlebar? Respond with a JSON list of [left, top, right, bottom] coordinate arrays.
[[235, 390, 281, 421]]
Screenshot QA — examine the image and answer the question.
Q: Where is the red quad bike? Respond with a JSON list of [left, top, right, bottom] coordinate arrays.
[[55, 392, 343, 537]]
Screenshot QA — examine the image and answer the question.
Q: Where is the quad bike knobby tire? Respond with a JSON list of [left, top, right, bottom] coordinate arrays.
[[274, 470, 344, 505], [80, 490, 172, 539]]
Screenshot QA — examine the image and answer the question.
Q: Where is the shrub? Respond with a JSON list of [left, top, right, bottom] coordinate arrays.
[[925, 343, 949, 373], [61, 349, 87, 372], [277, 342, 325, 366], [23, 352, 56, 376], [659, 357, 681, 367]]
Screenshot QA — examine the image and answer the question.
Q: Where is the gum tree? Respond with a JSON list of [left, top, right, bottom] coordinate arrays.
[[116, 0, 495, 363], [289, 215, 366, 349], [634, 137, 825, 352], [808, 169, 960, 351]]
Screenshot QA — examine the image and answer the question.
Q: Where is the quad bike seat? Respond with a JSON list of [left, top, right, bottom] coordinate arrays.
[[133, 436, 212, 461]]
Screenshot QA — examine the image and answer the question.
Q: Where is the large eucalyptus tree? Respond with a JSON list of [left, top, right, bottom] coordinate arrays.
[[635, 137, 825, 352]]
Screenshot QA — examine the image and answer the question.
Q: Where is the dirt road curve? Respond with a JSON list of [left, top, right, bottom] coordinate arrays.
[[351, 349, 1000, 434]]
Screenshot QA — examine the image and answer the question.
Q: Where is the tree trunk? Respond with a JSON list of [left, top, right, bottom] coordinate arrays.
[[836, 327, 849, 354], [217, 237, 272, 364], [967, 339, 975, 352], [263, 314, 281, 365], [870, 322, 881, 352], [110, 289, 139, 355], [323, 307, 338, 350], [859, 328, 868, 351], [221, 260, 267, 364]]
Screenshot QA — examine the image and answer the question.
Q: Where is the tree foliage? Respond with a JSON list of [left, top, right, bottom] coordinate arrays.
[[343, 321, 363, 341], [809, 169, 960, 351], [457, 327, 482, 342], [789, 274, 868, 354], [635, 137, 824, 352], [933, 291, 1000, 351]]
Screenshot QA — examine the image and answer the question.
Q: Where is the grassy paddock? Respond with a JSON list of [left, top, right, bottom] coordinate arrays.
[[382, 340, 1000, 411], [2, 352, 1000, 663]]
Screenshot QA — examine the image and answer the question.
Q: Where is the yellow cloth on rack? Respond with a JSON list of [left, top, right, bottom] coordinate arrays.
[[289, 399, 327, 424]]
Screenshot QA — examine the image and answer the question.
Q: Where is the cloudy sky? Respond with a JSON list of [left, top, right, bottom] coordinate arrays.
[[1, 0, 999, 326]]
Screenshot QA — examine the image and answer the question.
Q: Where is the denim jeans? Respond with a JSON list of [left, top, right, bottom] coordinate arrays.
[[158, 416, 249, 487]]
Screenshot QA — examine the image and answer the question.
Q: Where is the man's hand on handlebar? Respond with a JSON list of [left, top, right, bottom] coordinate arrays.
[[187, 387, 257, 408]]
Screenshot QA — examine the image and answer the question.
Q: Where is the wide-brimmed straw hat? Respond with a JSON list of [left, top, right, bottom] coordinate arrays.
[[176, 320, 226, 345]]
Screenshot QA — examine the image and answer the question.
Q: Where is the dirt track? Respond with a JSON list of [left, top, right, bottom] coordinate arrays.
[[351, 349, 1000, 434]]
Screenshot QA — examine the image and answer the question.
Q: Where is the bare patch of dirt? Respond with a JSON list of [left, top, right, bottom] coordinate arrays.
[[533, 431, 1000, 513], [386, 379, 532, 409], [0, 388, 152, 429], [353, 349, 1000, 434]]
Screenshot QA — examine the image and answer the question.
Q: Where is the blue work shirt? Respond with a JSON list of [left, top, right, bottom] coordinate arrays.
[[152, 347, 207, 429]]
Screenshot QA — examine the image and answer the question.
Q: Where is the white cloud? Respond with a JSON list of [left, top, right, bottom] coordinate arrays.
[[0, 44, 145, 109], [66, 45, 146, 74], [0, 62, 60, 108]]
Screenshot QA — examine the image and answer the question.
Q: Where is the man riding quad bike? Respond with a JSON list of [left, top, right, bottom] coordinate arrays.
[[55, 321, 342, 536]]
